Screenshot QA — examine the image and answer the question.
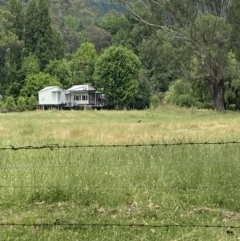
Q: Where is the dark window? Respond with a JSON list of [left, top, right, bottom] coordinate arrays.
[[74, 95, 80, 101]]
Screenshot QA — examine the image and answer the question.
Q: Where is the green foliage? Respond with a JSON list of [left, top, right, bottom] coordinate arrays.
[[101, 12, 125, 36], [6, 81, 21, 100], [64, 15, 78, 31], [25, 95, 38, 110], [24, 0, 64, 70], [17, 96, 26, 111], [45, 59, 71, 89], [224, 52, 240, 110], [165, 79, 197, 107], [3, 0, 240, 112], [139, 29, 188, 93], [7, 0, 24, 41], [73, 42, 97, 62], [84, 25, 112, 54], [150, 94, 160, 109], [21, 54, 40, 76], [71, 42, 97, 84], [130, 70, 152, 109], [227, 0, 240, 60], [51, 28, 64, 60], [24, 0, 38, 53], [2, 95, 17, 112], [94, 45, 141, 107], [30, 187, 69, 204], [0, 9, 23, 96], [20, 72, 61, 98]]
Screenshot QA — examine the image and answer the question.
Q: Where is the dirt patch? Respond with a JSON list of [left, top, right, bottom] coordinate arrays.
[[188, 207, 240, 220]]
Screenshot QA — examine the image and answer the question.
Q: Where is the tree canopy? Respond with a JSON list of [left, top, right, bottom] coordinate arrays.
[[94, 45, 141, 107], [113, 0, 240, 111], [2, 0, 240, 111]]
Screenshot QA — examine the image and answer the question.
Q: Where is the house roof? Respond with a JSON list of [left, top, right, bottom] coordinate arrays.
[[66, 84, 96, 93], [38, 86, 64, 93]]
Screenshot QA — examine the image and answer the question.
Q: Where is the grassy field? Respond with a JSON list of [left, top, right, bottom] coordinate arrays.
[[1, 107, 240, 240]]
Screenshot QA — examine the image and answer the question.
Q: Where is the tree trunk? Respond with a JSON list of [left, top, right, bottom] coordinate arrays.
[[208, 79, 225, 112]]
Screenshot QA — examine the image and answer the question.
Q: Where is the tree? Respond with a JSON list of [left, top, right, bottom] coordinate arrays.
[[113, 0, 239, 111], [24, 0, 39, 54], [6, 54, 41, 99], [129, 70, 151, 109], [0, 9, 23, 96], [64, 15, 78, 31], [84, 25, 112, 54], [2, 95, 17, 112], [101, 11, 125, 36], [94, 45, 141, 108], [17, 96, 26, 111], [224, 51, 240, 110], [165, 79, 198, 107], [139, 29, 189, 93], [51, 28, 64, 61], [7, 0, 24, 41], [20, 72, 61, 99], [24, 0, 64, 70], [45, 59, 72, 89], [21, 54, 40, 76], [7, 0, 24, 72], [70, 42, 97, 84], [63, 29, 84, 55], [35, 0, 58, 69]]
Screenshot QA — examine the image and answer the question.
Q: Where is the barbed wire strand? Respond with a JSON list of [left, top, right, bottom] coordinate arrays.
[[0, 222, 239, 229], [0, 141, 240, 151]]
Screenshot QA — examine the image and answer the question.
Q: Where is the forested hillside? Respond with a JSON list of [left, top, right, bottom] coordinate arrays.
[[1, 0, 240, 111]]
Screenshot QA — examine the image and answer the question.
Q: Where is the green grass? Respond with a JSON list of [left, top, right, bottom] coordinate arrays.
[[1, 107, 240, 240]]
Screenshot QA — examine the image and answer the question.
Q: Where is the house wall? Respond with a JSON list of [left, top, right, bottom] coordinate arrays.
[[73, 92, 89, 105], [39, 88, 65, 105], [66, 92, 90, 106]]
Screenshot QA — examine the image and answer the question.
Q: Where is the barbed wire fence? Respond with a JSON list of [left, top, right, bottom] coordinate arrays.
[[1, 141, 240, 234], [0, 222, 239, 230], [0, 140, 240, 151]]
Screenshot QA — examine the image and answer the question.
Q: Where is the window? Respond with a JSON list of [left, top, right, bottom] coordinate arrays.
[[74, 95, 80, 101], [53, 92, 57, 101], [81, 94, 88, 101]]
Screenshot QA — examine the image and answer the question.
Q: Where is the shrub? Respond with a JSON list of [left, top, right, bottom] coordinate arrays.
[[2, 96, 17, 112], [165, 79, 197, 107], [150, 94, 160, 109], [26, 95, 38, 111], [17, 96, 27, 112]]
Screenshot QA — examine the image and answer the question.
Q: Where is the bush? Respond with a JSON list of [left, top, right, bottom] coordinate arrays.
[[165, 79, 197, 107], [26, 95, 38, 111], [2, 96, 17, 112], [150, 94, 160, 109], [17, 96, 27, 112]]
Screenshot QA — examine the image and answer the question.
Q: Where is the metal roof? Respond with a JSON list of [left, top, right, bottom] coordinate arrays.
[[38, 86, 64, 93], [66, 84, 96, 92]]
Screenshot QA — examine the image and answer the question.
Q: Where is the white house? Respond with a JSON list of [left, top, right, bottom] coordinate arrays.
[[38, 84, 104, 110], [65, 84, 103, 107], [38, 86, 65, 110]]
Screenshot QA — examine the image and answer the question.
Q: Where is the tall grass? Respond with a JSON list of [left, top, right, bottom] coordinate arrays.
[[1, 108, 240, 240]]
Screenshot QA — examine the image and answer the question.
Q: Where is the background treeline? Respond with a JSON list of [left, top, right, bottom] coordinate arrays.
[[1, 0, 240, 111]]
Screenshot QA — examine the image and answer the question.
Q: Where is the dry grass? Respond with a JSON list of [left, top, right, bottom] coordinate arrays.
[[0, 107, 240, 145], [1, 107, 240, 240]]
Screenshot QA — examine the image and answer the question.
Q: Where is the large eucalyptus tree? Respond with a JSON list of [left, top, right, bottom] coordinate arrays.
[[113, 0, 240, 111]]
